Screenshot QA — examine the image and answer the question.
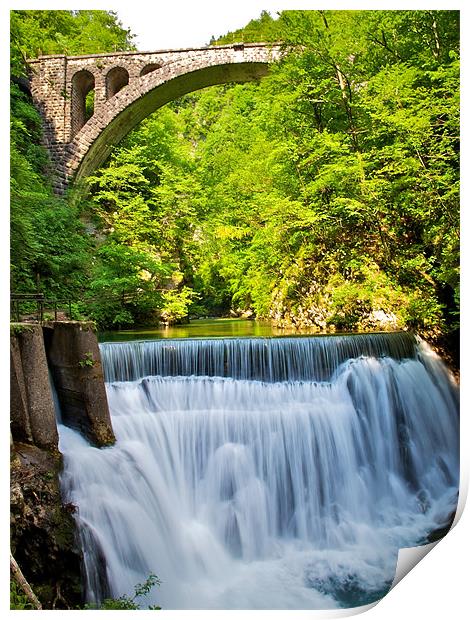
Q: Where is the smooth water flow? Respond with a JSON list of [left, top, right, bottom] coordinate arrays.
[[99, 332, 417, 383], [58, 333, 459, 609]]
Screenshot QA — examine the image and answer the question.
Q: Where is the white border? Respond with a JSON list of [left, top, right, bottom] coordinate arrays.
[[3, 2, 467, 618]]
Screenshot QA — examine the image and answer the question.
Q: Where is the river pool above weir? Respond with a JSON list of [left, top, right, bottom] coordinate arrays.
[[98, 318, 398, 342]]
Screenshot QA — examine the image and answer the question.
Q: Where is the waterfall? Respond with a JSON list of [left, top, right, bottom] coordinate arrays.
[[58, 333, 459, 610], [99, 332, 417, 383]]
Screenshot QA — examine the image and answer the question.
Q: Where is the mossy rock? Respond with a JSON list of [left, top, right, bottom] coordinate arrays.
[[10, 442, 83, 609]]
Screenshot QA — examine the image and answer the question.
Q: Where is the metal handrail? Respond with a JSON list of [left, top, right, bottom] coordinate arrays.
[[10, 295, 67, 323], [10, 290, 158, 323]]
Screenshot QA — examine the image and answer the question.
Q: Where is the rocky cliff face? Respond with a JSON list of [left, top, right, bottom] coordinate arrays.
[[10, 442, 82, 609]]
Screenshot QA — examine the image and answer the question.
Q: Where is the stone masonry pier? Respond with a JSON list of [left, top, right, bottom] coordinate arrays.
[[28, 43, 281, 193]]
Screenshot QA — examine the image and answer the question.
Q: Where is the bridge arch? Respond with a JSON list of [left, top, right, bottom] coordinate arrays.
[[140, 63, 163, 77], [105, 66, 130, 99], [28, 44, 281, 192], [70, 69, 95, 138], [72, 60, 273, 186]]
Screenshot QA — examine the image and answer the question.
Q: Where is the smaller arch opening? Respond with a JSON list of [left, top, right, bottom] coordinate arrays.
[[71, 69, 95, 139], [106, 66, 129, 99], [140, 63, 162, 77]]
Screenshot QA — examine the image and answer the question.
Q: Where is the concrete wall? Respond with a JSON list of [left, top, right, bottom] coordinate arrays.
[[44, 321, 115, 447], [10, 322, 115, 450], [10, 325, 59, 451]]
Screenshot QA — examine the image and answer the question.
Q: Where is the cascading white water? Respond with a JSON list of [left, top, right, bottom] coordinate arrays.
[[58, 333, 459, 609]]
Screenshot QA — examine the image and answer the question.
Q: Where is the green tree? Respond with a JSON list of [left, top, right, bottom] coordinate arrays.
[[10, 10, 135, 74], [10, 9, 459, 336], [10, 10, 135, 305]]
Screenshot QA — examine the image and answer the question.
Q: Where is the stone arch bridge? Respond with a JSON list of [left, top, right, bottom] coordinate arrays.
[[28, 43, 281, 193]]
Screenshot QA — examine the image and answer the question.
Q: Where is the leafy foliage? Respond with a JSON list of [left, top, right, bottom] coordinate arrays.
[[10, 581, 36, 610], [10, 85, 91, 298], [10, 10, 135, 75], [186, 10, 459, 333], [10, 10, 134, 305], [10, 10, 459, 335], [84, 574, 161, 610]]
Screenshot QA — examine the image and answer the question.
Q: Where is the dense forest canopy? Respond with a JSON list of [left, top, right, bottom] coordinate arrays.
[[10, 9, 460, 342]]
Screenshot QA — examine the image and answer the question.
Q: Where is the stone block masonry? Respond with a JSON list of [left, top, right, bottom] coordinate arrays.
[[28, 44, 281, 193]]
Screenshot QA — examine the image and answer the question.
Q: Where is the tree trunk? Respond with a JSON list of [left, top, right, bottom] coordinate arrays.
[[319, 11, 359, 150], [10, 554, 42, 610], [429, 12, 441, 59]]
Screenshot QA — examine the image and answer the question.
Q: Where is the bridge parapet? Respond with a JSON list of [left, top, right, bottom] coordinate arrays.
[[28, 43, 281, 192]]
